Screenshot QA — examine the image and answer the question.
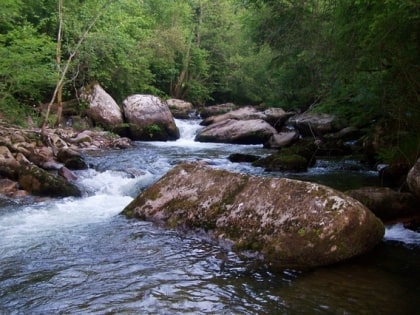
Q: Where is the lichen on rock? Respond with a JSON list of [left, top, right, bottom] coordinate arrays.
[[123, 162, 385, 269]]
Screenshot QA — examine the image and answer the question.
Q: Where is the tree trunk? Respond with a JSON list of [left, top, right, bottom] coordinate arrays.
[[54, 0, 63, 128], [41, 0, 115, 139]]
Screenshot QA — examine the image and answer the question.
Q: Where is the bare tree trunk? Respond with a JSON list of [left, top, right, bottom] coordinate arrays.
[[196, 0, 203, 48], [173, 41, 191, 99], [41, 0, 115, 139], [54, 0, 63, 128], [171, 0, 204, 99]]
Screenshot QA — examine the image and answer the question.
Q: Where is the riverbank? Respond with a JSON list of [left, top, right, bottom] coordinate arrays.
[[0, 119, 132, 198]]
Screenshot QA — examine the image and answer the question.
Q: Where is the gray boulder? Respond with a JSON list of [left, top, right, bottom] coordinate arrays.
[[346, 187, 419, 222], [0, 146, 20, 179], [289, 112, 346, 136], [166, 98, 194, 119], [201, 106, 265, 126], [122, 94, 180, 141], [123, 162, 384, 269], [264, 131, 299, 149], [81, 83, 124, 131], [196, 119, 277, 144], [198, 103, 237, 119], [263, 107, 294, 130], [407, 158, 420, 199]]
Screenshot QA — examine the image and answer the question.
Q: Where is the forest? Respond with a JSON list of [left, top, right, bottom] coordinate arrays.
[[0, 0, 419, 166]]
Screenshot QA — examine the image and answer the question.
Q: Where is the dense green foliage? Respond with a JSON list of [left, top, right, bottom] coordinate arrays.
[[0, 0, 419, 164]]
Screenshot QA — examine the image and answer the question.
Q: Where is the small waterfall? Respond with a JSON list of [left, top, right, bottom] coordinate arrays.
[[175, 118, 203, 141]]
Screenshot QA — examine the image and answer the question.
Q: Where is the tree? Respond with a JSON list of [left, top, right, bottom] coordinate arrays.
[[0, 23, 56, 124], [245, 0, 420, 164], [54, 0, 63, 128], [41, 0, 116, 136]]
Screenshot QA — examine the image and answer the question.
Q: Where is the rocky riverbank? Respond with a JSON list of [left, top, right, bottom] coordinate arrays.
[[0, 119, 131, 198]]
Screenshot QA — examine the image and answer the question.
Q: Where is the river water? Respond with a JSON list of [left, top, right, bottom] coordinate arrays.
[[0, 119, 419, 314]]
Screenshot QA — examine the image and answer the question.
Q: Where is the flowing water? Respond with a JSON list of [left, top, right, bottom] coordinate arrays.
[[0, 119, 419, 315]]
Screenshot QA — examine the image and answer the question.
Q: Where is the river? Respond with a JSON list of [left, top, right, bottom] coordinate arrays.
[[0, 119, 419, 314]]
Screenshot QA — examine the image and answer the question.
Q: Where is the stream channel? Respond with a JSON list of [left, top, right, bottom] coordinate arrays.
[[1, 119, 419, 314]]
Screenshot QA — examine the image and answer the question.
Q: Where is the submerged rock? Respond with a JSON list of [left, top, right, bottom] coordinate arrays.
[[254, 140, 316, 172], [123, 162, 384, 269], [228, 153, 260, 163]]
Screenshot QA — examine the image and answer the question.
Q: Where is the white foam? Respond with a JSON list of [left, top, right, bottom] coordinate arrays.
[[0, 169, 137, 254], [384, 223, 420, 245]]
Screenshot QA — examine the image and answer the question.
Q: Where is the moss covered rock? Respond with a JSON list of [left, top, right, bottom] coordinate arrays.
[[253, 142, 316, 172], [17, 155, 81, 197], [123, 162, 384, 269]]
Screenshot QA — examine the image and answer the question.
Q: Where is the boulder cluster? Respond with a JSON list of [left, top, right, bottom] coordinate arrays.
[[80, 84, 179, 141], [0, 121, 131, 198], [194, 104, 354, 172], [191, 103, 420, 227]]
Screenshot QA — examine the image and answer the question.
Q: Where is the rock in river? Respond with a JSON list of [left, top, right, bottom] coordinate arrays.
[[195, 119, 276, 145], [123, 162, 384, 269], [122, 94, 179, 141]]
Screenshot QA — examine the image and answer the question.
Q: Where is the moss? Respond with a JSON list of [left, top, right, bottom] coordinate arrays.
[[124, 208, 133, 218], [167, 216, 179, 229], [233, 235, 263, 252], [144, 124, 162, 135], [223, 175, 249, 204], [253, 152, 309, 172], [145, 185, 162, 201], [298, 228, 306, 237]]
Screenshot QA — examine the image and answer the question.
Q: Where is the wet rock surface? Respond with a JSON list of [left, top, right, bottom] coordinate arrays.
[[123, 162, 385, 269], [0, 120, 131, 198]]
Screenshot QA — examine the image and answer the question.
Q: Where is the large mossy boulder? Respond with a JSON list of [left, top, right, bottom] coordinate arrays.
[[123, 162, 384, 269]]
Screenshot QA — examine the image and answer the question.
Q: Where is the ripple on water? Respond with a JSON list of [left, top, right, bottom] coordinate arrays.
[[1, 121, 419, 314]]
